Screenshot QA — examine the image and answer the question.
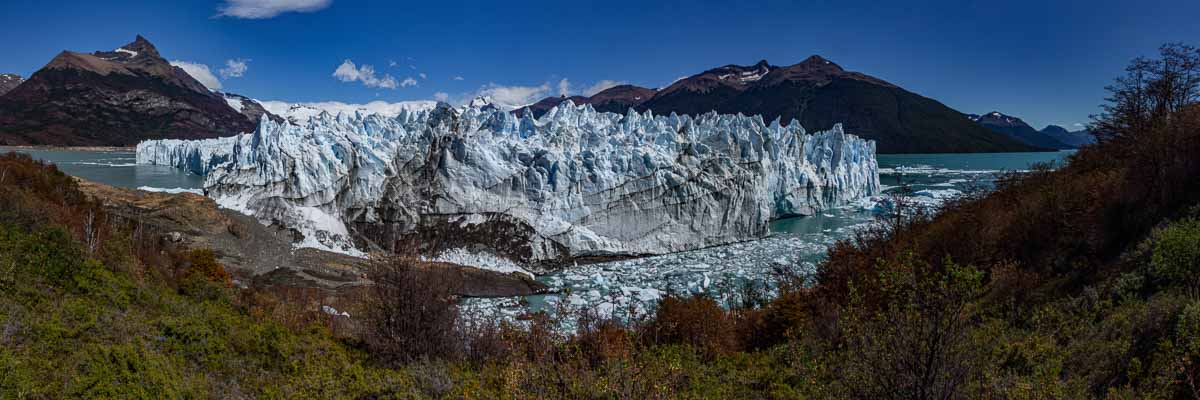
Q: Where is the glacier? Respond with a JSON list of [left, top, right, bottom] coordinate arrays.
[[136, 99, 879, 271]]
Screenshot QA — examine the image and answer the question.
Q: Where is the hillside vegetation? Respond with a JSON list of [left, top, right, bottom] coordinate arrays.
[[2, 44, 1199, 399]]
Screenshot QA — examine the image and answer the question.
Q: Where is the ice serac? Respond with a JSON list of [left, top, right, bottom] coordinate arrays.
[[136, 135, 242, 176], [137, 100, 879, 271]]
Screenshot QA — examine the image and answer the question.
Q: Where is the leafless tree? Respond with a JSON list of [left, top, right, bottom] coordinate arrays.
[[843, 262, 983, 400], [82, 208, 102, 255], [363, 257, 464, 364], [1092, 43, 1200, 141]]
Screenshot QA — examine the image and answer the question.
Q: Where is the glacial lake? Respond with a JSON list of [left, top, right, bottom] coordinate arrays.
[[6, 148, 204, 190], [6, 147, 1074, 316]]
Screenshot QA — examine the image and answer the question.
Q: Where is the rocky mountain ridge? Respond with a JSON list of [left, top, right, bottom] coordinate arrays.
[[518, 56, 1039, 154], [968, 111, 1093, 149], [0, 35, 273, 146]]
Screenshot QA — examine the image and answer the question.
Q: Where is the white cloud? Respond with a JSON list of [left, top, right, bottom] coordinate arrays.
[[170, 60, 221, 90], [452, 76, 464, 81], [433, 92, 449, 102], [583, 80, 625, 96], [217, 0, 332, 19], [388, 60, 397, 67], [219, 58, 249, 79], [476, 82, 551, 108], [557, 78, 571, 96], [333, 59, 399, 89], [419, 73, 427, 80], [400, 77, 418, 87], [1073, 123, 1085, 127]]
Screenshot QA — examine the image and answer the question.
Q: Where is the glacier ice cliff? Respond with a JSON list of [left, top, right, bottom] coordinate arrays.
[[137, 99, 879, 271]]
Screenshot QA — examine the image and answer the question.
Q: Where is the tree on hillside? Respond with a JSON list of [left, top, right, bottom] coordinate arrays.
[[363, 258, 463, 364], [1093, 43, 1200, 141]]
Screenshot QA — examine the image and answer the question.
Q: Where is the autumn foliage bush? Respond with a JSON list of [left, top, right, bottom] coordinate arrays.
[[183, 249, 232, 286], [642, 295, 740, 357]]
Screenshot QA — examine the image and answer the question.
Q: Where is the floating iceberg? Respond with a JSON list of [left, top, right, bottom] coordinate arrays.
[[137, 99, 879, 270]]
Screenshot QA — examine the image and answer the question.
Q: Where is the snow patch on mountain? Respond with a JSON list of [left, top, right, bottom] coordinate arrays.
[[224, 96, 245, 112]]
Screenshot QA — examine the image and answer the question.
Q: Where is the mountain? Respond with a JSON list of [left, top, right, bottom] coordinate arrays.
[[138, 101, 879, 269], [587, 84, 657, 113], [217, 92, 281, 127], [967, 111, 1073, 150], [1040, 124, 1096, 148], [512, 95, 590, 118], [514, 84, 658, 118], [0, 35, 273, 146], [0, 73, 22, 96], [520, 56, 1040, 154]]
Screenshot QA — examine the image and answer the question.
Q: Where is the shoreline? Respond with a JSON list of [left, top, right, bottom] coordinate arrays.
[[1, 145, 135, 152]]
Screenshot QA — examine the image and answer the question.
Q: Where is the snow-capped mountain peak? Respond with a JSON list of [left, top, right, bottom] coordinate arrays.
[[717, 61, 772, 83], [967, 111, 1022, 126]]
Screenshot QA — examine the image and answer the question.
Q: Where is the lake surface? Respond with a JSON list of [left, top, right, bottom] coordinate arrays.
[[7, 148, 204, 190], [8, 147, 1074, 317]]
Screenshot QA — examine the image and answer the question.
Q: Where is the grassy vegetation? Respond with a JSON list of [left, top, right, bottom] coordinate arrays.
[[2, 44, 1200, 398]]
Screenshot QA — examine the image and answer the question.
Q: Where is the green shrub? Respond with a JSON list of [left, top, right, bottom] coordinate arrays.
[[66, 343, 199, 398], [0, 224, 82, 285], [0, 347, 37, 399], [1150, 218, 1200, 288]]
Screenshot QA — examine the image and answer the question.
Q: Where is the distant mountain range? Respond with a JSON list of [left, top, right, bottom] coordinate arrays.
[[517, 56, 1041, 154], [967, 111, 1095, 149], [1038, 124, 1096, 148], [0, 36, 275, 146], [2, 37, 1065, 154]]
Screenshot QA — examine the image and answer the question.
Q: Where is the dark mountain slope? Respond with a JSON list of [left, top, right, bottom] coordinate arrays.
[[726, 77, 1037, 153], [0, 36, 269, 146], [1040, 124, 1096, 148], [514, 56, 1041, 153], [642, 56, 1042, 153], [587, 84, 657, 114]]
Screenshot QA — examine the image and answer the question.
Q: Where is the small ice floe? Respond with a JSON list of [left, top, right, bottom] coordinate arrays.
[[137, 186, 203, 195], [69, 162, 139, 167], [428, 248, 534, 278], [321, 305, 350, 318]]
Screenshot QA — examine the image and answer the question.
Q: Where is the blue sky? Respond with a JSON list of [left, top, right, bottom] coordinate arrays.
[[2, 0, 1198, 130]]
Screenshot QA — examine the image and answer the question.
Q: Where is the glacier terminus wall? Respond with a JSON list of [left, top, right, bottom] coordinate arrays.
[[137, 99, 880, 272]]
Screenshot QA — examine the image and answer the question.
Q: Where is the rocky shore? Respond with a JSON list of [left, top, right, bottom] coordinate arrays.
[[76, 179, 548, 298]]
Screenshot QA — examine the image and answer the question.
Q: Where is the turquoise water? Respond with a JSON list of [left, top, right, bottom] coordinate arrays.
[[770, 150, 1075, 235], [5, 149, 204, 190]]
